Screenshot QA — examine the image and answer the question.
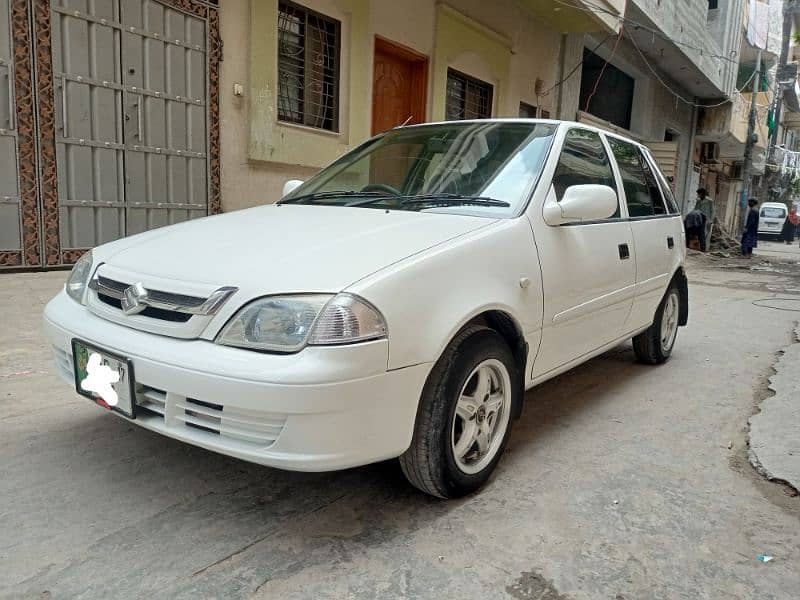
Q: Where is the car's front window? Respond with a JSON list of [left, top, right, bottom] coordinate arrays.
[[281, 121, 557, 217]]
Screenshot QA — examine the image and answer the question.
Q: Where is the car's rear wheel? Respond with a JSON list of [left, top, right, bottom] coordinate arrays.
[[632, 284, 680, 364], [399, 326, 519, 498]]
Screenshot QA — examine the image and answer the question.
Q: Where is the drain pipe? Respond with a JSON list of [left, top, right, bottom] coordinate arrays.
[[681, 103, 699, 215]]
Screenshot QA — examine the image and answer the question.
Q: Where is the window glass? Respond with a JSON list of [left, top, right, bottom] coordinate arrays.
[[519, 102, 537, 118], [608, 138, 654, 217], [446, 69, 493, 120], [761, 206, 786, 218], [552, 128, 619, 218], [277, 2, 341, 132], [285, 122, 557, 217], [639, 150, 667, 215], [644, 149, 680, 214]]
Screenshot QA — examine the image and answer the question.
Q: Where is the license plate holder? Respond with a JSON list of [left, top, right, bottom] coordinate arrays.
[[71, 339, 136, 419]]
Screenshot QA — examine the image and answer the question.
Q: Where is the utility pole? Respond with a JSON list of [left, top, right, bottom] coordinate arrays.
[[740, 49, 762, 229]]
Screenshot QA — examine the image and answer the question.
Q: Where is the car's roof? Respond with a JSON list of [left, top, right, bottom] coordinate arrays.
[[396, 118, 644, 148], [761, 201, 787, 208]]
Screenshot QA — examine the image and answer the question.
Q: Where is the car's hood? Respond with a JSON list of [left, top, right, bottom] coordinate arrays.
[[97, 205, 496, 292]]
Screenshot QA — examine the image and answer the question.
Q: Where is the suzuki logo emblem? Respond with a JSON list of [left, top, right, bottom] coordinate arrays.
[[121, 282, 149, 315]]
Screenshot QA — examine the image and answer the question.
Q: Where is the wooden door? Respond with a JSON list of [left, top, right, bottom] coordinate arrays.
[[371, 38, 427, 135]]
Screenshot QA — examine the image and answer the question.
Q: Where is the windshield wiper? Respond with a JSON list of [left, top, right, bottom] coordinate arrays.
[[280, 190, 387, 205], [347, 193, 510, 208]]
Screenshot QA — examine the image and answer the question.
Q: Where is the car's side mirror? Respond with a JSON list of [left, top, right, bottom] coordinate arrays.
[[282, 179, 304, 198], [543, 184, 618, 226]]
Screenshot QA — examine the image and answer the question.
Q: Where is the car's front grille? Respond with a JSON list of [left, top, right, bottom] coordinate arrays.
[[134, 385, 286, 447], [96, 292, 193, 322], [93, 276, 206, 323]]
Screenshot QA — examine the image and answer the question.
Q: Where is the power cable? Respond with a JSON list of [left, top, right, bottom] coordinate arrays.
[[552, 0, 742, 65], [538, 31, 617, 98], [583, 26, 624, 113]]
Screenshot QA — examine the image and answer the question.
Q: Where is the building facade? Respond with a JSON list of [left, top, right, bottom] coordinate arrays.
[[0, 0, 792, 270]]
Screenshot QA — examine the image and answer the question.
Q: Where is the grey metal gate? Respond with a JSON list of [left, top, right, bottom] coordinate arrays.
[[0, 0, 21, 259], [51, 0, 208, 250]]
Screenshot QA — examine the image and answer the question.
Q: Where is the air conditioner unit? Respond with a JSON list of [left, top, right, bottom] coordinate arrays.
[[700, 142, 721, 164]]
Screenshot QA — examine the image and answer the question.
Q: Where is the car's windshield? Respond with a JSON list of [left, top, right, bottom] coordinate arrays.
[[761, 207, 786, 218], [281, 121, 558, 217]]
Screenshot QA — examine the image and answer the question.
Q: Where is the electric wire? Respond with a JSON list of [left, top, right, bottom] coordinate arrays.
[[552, 0, 742, 64], [583, 26, 625, 113]]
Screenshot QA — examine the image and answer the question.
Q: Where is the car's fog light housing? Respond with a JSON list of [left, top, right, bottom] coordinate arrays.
[[308, 294, 387, 346], [65, 250, 94, 305]]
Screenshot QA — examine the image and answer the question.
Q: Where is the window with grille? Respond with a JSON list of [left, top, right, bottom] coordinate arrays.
[[445, 69, 493, 120], [277, 1, 341, 131], [519, 102, 537, 118]]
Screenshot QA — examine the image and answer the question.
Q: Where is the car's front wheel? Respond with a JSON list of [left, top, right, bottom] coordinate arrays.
[[632, 284, 681, 364], [400, 325, 519, 498]]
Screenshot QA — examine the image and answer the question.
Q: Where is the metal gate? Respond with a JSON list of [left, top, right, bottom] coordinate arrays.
[[52, 0, 209, 250], [0, 0, 22, 264], [0, 0, 219, 269]]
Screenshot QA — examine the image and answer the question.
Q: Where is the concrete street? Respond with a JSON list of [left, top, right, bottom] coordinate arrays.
[[2, 247, 799, 599]]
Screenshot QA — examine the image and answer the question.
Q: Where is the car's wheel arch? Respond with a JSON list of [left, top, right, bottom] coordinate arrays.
[[430, 307, 528, 421], [670, 266, 689, 326]]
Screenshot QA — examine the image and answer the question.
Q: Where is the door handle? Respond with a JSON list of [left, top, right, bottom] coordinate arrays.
[[5, 70, 14, 130], [667, 236, 675, 249], [618, 243, 630, 260], [136, 98, 143, 141], [60, 81, 68, 138]]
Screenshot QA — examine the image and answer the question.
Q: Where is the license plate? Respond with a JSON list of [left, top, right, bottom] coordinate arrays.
[[71, 339, 136, 418]]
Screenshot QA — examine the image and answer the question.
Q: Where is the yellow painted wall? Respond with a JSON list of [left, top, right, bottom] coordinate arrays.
[[248, 0, 371, 168], [430, 5, 512, 120], [219, 0, 576, 211]]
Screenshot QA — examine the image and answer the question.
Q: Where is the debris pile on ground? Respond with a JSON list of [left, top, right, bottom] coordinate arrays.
[[708, 219, 741, 257]]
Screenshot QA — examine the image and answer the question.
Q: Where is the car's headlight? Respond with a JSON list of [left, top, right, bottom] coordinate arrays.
[[216, 293, 387, 352], [65, 250, 94, 304]]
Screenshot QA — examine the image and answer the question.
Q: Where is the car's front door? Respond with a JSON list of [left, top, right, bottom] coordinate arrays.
[[530, 128, 636, 379]]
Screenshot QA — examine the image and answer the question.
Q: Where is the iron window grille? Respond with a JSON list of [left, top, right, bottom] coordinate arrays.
[[278, 1, 341, 132], [445, 69, 493, 120]]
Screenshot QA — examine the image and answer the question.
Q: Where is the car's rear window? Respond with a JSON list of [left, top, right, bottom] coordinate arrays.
[[761, 207, 786, 218]]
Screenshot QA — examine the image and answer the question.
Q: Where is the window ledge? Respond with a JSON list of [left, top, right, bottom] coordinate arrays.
[[277, 120, 343, 139]]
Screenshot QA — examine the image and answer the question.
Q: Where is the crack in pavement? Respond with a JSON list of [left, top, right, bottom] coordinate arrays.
[[190, 491, 350, 578], [747, 322, 800, 493]]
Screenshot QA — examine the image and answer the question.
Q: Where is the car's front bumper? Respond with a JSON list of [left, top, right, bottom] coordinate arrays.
[[43, 291, 431, 471]]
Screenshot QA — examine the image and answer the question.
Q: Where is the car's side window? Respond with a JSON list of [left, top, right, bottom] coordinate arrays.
[[644, 150, 680, 214], [638, 150, 667, 215], [608, 138, 656, 217], [552, 128, 620, 218]]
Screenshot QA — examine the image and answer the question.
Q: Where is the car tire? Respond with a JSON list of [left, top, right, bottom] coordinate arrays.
[[632, 283, 681, 365], [399, 325, 520, 498]]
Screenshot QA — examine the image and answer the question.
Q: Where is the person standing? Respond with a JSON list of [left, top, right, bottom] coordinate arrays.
[[778, 205, 800, 244], [695, 188, 716, 251], [741, 198, 760, 258]]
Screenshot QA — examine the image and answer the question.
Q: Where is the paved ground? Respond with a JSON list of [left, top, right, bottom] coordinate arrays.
[[2, 250, 799, 599]]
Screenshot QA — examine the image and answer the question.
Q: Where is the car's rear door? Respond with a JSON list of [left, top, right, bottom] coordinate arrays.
[[530, 127, 636, 379], [606, 136, 682, 331]]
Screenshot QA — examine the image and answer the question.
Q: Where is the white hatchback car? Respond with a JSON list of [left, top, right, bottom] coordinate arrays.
[[45, 120, 688, 498]]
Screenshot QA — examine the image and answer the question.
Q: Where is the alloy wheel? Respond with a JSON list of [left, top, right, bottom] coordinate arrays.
[[451, 359, 512, 475]]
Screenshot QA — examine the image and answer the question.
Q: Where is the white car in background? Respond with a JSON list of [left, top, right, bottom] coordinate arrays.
[[44, 120, 688, 498], [758, 201, 788, 238]]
